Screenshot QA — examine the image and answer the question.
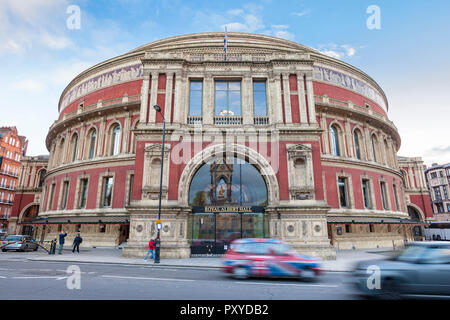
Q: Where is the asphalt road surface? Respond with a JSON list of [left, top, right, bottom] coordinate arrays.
[[0, 257, 360, 300]]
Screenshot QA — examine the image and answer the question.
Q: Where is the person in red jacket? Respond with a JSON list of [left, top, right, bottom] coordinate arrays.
[[144, 238, 155, 262]]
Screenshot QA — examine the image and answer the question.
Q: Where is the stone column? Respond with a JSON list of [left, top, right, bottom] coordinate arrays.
[[271, 73, 283, 124], [173, 71, 187, 124], [165, 72, 174, 123], [30, 166, 37, 188], [364, 125, 373, 161], [282, 73, 292, 124], [344, 118, 353, 158], [97, 116, 107, 157], [122, 111, 132, 154], [242, 73, 253, 125], [139, 71, 150, 124], [77, 123, 85, 160], [148, 72, 159, 124], [202, 73, 214, 125], [305, 73, 317, 124], [297, 72, 308, 125], [320, 113, 329, 154]]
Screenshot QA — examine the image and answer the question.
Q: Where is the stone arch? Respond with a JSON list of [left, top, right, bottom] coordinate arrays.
[[329, 120, 346, 157], [18, 202, 39, 222], [178, 144, 280, 207], [407, 204, 425, 221]]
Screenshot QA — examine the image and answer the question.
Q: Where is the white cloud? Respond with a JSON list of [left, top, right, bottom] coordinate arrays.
[[317, 44, 358, 59], [40, 32, 73, 50], [292, 9, 311, 17], [9, 79, 46, 93]]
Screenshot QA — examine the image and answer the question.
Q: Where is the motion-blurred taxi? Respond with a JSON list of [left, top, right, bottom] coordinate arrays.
[[352, 242, 450, 299], [222, 238, 322, 281]]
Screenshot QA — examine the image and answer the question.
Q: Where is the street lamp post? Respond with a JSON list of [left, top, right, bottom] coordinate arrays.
[[153, 104, 165, 264]]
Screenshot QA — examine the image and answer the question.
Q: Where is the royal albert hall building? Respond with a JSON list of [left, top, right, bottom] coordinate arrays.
[[30, 33, 427, 259]]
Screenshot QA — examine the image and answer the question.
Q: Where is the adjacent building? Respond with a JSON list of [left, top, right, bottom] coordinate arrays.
[[425, 163, 450, 220], [0, 127, 27, 232], [9, 155, 48, 236], [22, 33, 427, 259]]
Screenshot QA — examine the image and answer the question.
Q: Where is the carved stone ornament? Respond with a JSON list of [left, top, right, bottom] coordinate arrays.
[[287, 144, 312, 160]]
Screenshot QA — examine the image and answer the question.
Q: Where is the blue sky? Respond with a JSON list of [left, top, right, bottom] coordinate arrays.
[[1, 0, 449, 165]]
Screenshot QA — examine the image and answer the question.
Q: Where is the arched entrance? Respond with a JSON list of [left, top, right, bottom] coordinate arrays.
[[188, 156, 269, 255], [20, 204, 39, 236], [408, 205, 424, 241]]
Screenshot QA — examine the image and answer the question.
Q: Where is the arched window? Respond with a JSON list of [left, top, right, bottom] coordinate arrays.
[[88, 129, 97, 159], [58, 138, 65, 165], [71, 134, 78, 162], [384, 139, 390, 166], [353, 129, 363, 160], [330, 125, 341, 156], [371, 135, 379, 162], [38, 169, 46, 188], [110, 125, 121, 156]]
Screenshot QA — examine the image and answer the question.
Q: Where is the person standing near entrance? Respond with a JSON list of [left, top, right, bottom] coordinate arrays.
[[144, 239, 155, 262], [72, 234, 83, 253], [58, 231, 67, 254]]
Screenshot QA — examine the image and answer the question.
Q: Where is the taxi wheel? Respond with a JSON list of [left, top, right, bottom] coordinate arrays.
[[2, 249, 7, 252], [233, 266, 249, 280], [300, 268, 317, 282]]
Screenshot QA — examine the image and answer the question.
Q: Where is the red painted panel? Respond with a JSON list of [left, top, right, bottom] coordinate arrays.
[[290, 95, 300, 124], [60, 80, 142, 118], [289, 74, 298, 91], [158, 73, 166, 90], [313, 82, 387, 117], [156, 94, 166, 123]]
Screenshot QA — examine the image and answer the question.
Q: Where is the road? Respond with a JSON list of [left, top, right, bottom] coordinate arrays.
[[0, 257, 360, 300]]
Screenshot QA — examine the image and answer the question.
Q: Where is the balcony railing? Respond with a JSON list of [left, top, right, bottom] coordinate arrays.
[[254, 116, 269, 125], [187, 116, 203, 125], [0, 170, 19, 178], [214, 116, 243, 125]]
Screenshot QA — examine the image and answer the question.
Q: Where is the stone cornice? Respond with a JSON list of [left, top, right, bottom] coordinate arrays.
[[45, 155, 135, 178], [321, 155, 403, 179]]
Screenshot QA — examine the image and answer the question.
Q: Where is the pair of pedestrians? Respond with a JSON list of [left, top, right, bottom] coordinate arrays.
[[58, 231, 83, 254]]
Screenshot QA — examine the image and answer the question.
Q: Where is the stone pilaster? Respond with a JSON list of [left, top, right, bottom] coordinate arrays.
[[282, 73, 292, 124], [242, 73, 253, 125], [165, 72, 174, 123], [202, 73, 214, 125], [139, 71, 150, 124], [305, 73, 317, 124], [148, 72, 159, 124], [297, 72, 308, 125]]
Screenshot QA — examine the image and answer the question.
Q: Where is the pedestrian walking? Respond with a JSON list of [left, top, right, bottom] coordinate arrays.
[[72, 234, 83, 253], [144, 238, 155, 262], [58, 231, 67, 254]]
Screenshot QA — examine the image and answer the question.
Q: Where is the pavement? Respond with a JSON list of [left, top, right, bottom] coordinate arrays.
[[0, 246, 398, 272]]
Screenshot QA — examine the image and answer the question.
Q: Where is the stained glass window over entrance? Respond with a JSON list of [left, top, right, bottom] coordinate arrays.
[[189, 157, 268, 206]]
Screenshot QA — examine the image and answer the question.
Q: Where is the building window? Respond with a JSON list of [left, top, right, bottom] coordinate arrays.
[[393, 184, 400, 211], [369, 224, 374, 232], [61, 181, 69, 210], [253, 81, 267, 116], [102, 177, 114, 208], [79, 178, 89, 209], [436, 203, 444, 213], [71, 134, 78, 162], [447, 203, 450, 212], [128, 174, 134, 205], [48, 183, 56, 211], [215, 81, 241, 116], [99, 224, 106, 233], [434, 187, 442, 201], [380, 181, 388, 210], [443, 186, 448, 200], [338, 177, 348, 208], [189, 81, 203, 116], [430, 172, 437, 179], [88, 129, 97, 159], [110, 125, 121, 156], [345, 225, 351, 233], [362, 179, 371, 209], [330, 125, 341, 156], [354, 129, 362, 160], [38, 170, 46, 188]]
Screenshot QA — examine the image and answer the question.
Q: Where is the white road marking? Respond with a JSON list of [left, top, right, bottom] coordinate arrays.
[[11, 276, 65, 279], [234, 281, 338, 288], [101, 275, 194, 282], [0, 276, 6, 278]]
